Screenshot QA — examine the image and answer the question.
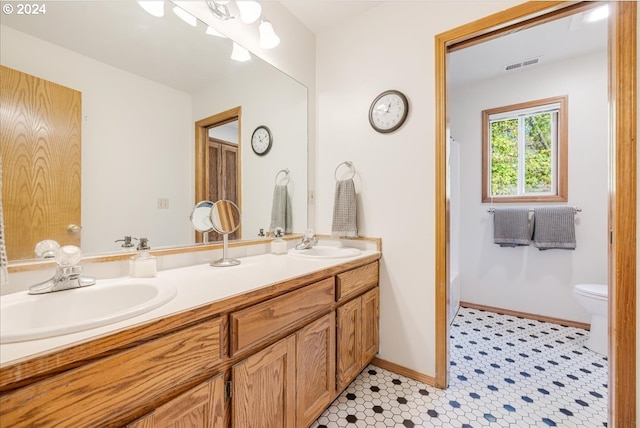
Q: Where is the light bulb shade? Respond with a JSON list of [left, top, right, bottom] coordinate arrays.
[[259, 20, 280, 49], [206, 26, 227, 38], [236, 1, 262, 24], [137, 1, 164, 17], [231, 42, 251, 62], [172, 6, 197, 27]]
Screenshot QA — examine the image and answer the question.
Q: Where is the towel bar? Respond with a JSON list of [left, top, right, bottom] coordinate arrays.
[[274, 168, 290, 185], [334, 161, 356, 181], [487, 207, 581, 213]]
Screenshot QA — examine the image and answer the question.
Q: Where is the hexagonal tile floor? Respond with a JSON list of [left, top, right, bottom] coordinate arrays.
[[312, 306, 608, 427]]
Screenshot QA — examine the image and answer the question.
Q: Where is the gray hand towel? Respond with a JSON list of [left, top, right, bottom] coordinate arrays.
[[269, 184, 292, 233], [331, 179, 357, 237], [493, 208, 532, 247], [532, 207, 576, 250]]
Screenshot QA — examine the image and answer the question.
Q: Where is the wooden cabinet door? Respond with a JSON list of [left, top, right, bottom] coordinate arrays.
[[232, 335, 296, 428], [127, 374, 225, 428], [296, 313, 335, 428], [361, 288, 380, 366], [1, 65, 81, 260], [336, 297, 362, 392]]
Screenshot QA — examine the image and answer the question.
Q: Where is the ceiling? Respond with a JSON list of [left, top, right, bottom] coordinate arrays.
[[280, 1, 608, 86], [1, 1, 608, 92]]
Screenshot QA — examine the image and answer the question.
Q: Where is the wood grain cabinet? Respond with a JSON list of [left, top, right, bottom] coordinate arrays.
[[296, 313, 336, 427], [128, 374, 226, 428], [336, 287, 379, 392], [232, 335, 297, 428], [0, 258, 380, 428]]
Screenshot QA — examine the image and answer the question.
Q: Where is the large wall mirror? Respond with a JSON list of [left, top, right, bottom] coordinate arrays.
[[0, 1, 308, 261]]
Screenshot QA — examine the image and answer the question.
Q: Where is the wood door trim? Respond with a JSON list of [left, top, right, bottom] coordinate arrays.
[[435, 2, 636, 426], [195, 107, 242, 242]]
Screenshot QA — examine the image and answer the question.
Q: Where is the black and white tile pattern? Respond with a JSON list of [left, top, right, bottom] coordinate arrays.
[[312, 306, 608, 427]]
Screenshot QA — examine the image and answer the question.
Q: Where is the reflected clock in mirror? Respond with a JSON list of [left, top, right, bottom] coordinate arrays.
[[210, 200, 241, 267], [0, 1, 308, 262]]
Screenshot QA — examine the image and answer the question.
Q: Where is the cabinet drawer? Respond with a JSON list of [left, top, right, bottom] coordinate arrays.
[[231, 277, 335, 356], [336, 262, 378, 302], [0, 317, 225, 427]]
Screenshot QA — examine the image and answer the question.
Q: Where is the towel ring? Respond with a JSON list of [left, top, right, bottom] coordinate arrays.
[[334, 161, 356, 181], [275, 168, 290, 185]]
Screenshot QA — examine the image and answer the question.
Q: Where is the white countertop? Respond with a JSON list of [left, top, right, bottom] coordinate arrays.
[[0, 250, 379, 366]]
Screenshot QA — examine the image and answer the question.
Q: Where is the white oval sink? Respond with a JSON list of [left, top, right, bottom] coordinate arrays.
[[0, 279, 177, 344], [288, 245, 362, 259]]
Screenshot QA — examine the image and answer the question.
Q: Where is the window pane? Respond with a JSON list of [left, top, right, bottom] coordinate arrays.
[[490, 118, 518, 196], [523, 113, 553, 193]]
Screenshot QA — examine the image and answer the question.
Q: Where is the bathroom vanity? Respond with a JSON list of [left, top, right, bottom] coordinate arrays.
[[0, 250, 380, 427]]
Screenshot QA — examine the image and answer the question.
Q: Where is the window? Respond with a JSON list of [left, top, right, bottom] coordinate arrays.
[[482, 96, 568, 202]]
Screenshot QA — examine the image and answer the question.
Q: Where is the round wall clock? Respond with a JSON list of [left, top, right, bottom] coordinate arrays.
[[369, 90, 409, 133], [251, 125, 272, 156]]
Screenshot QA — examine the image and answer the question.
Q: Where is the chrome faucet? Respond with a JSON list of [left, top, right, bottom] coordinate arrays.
[[29, 245, 96, 294], [295, 229, 318, 250]]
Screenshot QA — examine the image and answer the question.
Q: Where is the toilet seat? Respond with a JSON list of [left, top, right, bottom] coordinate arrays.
[[574, 283, 607, 299]]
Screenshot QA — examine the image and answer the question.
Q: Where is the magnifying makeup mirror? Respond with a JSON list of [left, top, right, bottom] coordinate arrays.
[[190, 200, 215, 243], [210, 200, 241, 267]]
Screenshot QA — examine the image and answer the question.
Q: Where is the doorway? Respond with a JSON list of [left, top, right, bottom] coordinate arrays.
[[195, 106, 242, 242], [435, 2, 636, 427]]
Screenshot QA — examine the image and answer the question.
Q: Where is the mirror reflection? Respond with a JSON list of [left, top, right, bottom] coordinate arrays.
[[0, 1, 308, 262], [209, 199, 241, 267]]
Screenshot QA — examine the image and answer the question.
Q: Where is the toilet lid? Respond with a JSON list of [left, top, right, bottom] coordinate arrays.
[[575, 283, 608, 298]]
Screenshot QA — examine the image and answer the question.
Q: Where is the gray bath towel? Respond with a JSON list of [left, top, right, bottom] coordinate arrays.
[[269, 184, 292, 233], [532, 207, 576, 250], [331, 179, 357, 237], [493, 208, 532, 247]]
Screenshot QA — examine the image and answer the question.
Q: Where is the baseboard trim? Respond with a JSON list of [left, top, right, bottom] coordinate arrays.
[[371, 357, 438, 388], [459, 301, 590, 330]]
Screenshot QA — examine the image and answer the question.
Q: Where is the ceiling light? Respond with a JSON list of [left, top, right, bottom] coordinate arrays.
[[206, 26, 227, 38], [236, 1, 262, 24], [206, 1, 233, 21], [231, 42, 251, 62], [172, 6, 197, 26], [259, 20, 280, 49], [585, 5, 609, 23], [137, 1, 164, 18]]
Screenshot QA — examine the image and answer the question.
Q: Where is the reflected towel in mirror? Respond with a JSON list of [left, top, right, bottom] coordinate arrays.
[[331, 179, 357, 238], [269, 184, 292, 233]]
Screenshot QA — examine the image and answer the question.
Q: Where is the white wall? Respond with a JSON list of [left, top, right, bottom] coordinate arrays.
[[451, 51, 608, 323], [315, 1, 519, 376], [1, 26, 194, 255]]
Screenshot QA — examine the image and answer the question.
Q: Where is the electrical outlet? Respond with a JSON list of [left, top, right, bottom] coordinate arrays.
[[157, 198, 169, 209]]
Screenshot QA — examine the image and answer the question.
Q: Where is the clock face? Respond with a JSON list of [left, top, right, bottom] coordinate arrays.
[[251, 126, 272, 155], [369, 90, 409, 133]]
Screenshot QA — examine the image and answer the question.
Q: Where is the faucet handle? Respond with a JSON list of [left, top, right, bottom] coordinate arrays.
[[304, 228, 315, 239], [56, 245, 82, 267]]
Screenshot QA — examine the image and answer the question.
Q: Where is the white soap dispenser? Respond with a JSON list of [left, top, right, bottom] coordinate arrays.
[[129, 237, 157, 278], [271, 227, 288, 255]]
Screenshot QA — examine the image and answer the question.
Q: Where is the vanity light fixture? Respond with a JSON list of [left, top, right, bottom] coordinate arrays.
[[236, 1, 262, 24], [172, 6, 197, 26], [231, 42, 252, 62], [259, 19, 280, 49], [137, 1, 165, 18], [206, 0, 233, 20]]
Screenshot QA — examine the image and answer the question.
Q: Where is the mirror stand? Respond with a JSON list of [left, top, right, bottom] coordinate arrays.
[[210, 234, 240, 267]]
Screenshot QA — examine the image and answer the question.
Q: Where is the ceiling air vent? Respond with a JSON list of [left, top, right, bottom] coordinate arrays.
[[504, 57, 541, 72]]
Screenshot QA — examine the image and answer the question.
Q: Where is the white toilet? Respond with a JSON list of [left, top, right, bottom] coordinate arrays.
[[573, 283, 608, 356]]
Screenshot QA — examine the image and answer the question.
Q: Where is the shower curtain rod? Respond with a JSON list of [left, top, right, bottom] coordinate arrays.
[[487, 207, 581, 213]]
